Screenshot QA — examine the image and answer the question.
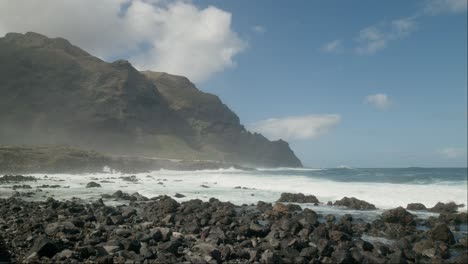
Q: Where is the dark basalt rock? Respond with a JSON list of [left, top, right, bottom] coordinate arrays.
[[28, 236, 60, 259], [86, 181, 101, 188], [381, 207, 415, 226], [333, 197, 376, 210], [257, 201, 273, 212], [428, 223, 455, 244], [174, 193, 185, 198], [438, 212, 468, 224], [429, 202, 463, 213], [277, 192, 319, 203], [406, 203, 427, 211], [0, 175, 36, 183], [12, 184, 32, 189], [120, 175, 138, 183], [0, 193, 466, 263]]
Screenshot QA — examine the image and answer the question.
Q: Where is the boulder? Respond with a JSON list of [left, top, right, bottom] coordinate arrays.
[[277, 192, 319, 203], [192, 243, 222, 263], [256, 201, 273, 212], [381, 207, 415, 226], [260, 250, 282, 264], [86, 181, 101, 188], [333, 197, 376, 210], [430, 202, 463, 213], [28, 236, 60, 258], [428, 223, 455, 244], [174, 193, 185, 198], [406, 203, 427, 211]]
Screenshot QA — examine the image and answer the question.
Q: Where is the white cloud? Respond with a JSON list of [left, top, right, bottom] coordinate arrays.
[[355, 17, 416, 55], [249, 114, 341, 141], [365, 93, 392, 110], [354, 0, 466, 55], [440, 147, 466, 158], [321, 39, 342, 53], [252, 25, 266, 34], [424, 0, 467, 15], [0, 0, 246, 83]]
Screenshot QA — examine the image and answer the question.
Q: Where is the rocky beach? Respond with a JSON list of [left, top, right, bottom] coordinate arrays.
[[1, 174, 467, 263]]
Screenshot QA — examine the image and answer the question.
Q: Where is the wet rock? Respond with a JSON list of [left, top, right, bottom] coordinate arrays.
[[174, 193, 185, 198], [131, 192, 149, 201], [86, 181, 101, 188], [406, 203, 427, 211], [325, 214, 336, 222], [329, 230, 351, 242], [272, 203, 302, 215], [381, 207, 415, 226], [438, 212, 468, 224], [12, 184, 32, 189], [200, 185, 210, 188], [37, 184, 61, 188], [257, 201, 273, 212], [120, 175, 138, 182], [277, 192, 319, 203], [428, 223, 455, 244], [429, 202, 463, 213], [333, 197, 376, 210], [0, 175, 37, 183]]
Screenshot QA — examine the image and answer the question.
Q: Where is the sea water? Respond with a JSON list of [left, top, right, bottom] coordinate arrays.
[[1, 167, 466, 215]]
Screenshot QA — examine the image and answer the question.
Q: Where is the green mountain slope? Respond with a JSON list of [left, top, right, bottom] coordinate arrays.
[[0, 32, 302, 167]]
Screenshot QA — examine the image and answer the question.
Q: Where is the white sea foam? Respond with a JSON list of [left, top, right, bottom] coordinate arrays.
[[1, 170, 466, 212]]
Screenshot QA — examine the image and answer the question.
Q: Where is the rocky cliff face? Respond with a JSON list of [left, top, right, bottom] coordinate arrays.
[[0, 32, 302, 167]]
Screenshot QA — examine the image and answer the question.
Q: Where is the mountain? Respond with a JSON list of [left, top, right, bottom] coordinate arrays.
[[0, 32, 302, 168]]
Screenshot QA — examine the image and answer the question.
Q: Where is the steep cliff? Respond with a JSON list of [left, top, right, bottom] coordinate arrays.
[[0, 32, 302, 167]]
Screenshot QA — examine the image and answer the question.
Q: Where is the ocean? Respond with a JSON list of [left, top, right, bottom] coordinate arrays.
[[2, 167, 466, 221]]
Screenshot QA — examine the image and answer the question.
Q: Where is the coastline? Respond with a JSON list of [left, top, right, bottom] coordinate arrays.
[[0, 191, 466, 263], [0, 145, 252, 174]]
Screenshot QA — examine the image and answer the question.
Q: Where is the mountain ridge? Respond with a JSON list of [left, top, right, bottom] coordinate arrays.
[[0, 32, 302, 168]]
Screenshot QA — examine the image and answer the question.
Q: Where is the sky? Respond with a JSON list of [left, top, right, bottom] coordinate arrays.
[[0, 0, 466, 167]]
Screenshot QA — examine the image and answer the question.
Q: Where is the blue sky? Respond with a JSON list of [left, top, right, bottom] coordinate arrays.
[[0, 0, 466, 167], [195, 0, 467, 167]]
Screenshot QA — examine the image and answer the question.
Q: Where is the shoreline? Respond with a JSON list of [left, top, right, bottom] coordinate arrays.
[[0, 145, 254, 174], [1, 188, 467, 263]]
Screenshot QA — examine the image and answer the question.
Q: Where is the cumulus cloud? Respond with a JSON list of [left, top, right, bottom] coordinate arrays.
[[355, 17, 416, 55], [440, 147, 466, 158], [0, 0, 246, 83], [252, 25, 266, 34], [424, 0, 467, 15], [365, 93, 392, 110], [321, 39, 342, 53], [249, 114, 341, 141]]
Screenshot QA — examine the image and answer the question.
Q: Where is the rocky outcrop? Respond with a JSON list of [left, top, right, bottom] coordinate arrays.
[[429, 202, 463, 213], [333, 197, 376, 210], [0, 32, 302, 168], [277, 192, 319, 203], [381, 207, 415, 226], [406, 203, 427, 211]]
